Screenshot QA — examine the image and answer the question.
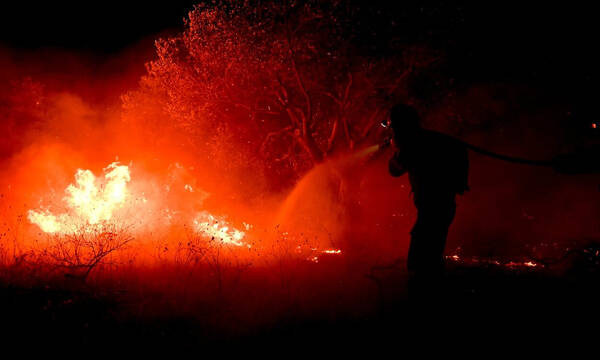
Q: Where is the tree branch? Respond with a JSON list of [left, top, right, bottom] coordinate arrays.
[[260, 125, 293, 155]]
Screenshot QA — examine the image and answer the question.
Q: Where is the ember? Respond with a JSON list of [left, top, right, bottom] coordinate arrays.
[[446, 254, 540, 269]]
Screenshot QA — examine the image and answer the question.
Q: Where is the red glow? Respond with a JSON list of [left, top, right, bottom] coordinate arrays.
[[2, 3, 598, 334]]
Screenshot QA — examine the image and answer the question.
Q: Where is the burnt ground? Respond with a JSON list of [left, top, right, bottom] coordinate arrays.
[[1, 261, 599, 352]]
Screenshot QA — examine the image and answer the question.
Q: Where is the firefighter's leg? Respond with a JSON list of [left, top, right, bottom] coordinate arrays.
[[407, 211, 447, 273], [407, 213, 440, 297], [407, 214, 427, 273], [407, 199, 456, 297]]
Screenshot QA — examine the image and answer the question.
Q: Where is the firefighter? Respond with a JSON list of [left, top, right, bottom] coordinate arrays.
[[385, 104, 469, 289]]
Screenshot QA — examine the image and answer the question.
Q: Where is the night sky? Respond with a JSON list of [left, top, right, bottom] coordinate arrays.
[[1, 1, 596, 151], [1, 2, 596, 82], [0, 1, 197, 51], [0, 1, 596, 141]]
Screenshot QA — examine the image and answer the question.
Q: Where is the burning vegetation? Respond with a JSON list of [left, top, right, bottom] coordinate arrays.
[[28, 162, 132, 234], [0, 0, 599, 347], [3, 1, 423, 276]]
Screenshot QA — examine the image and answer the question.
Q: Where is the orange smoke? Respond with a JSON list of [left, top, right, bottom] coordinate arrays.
[[27, 161, 253, 250]]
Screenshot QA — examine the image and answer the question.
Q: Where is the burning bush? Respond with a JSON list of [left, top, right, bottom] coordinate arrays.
[[28, 162, 132, 234]]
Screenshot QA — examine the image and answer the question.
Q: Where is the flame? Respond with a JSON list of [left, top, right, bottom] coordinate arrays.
[[321, 249, 342, 254], [295, 246, 343, 263], [446, 254, 539, 269], [193, 212, 247, 247], [28, 162, 130, 234], [29, 162, 251, 248], [27, 161, 350, 258]]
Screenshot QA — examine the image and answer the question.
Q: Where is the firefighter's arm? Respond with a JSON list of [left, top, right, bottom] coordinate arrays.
[[389, 151, 407, 177]]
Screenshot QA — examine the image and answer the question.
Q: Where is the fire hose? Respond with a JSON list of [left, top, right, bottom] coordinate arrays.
[[466, 142, 600, 174], [378, 135, 600, 174]]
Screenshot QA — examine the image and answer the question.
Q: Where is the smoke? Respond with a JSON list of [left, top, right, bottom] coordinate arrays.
[[1, 6, 599, 278], [1, 6, 599, 341], [0, 40, 341, 267]]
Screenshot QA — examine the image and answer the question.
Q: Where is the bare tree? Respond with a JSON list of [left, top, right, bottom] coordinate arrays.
[[41, 223, 134, 282]]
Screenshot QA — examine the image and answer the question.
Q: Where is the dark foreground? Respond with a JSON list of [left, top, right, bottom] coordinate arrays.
[[2, 261, 599, 352]]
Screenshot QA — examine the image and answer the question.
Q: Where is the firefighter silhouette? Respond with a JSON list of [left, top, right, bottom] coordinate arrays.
[[383, 103, 599, 292], [386, 104, 469, 282]]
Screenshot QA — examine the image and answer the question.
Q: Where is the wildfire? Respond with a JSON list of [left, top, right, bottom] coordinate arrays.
[[296, 246, 343, 263], [28, 162, 131, 234], [193, 212, 248, 247], [445, 254, 540, 269], [26, 161, 351, 262], [322, 249, 342, 254], [28, 162, 250, 249]]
